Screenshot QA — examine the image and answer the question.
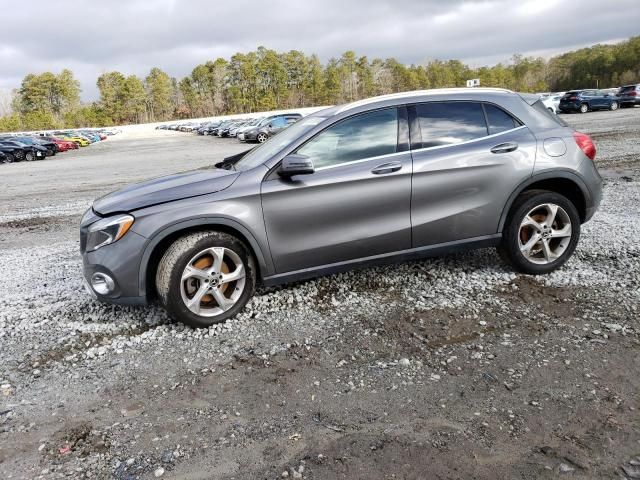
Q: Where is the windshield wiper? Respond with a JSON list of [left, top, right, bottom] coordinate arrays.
[[214, 148, 254, 171]]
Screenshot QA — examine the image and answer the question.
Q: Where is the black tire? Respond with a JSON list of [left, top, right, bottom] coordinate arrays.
[[25, 151, 34, 161], [3, 153, 14, 163], [256, 132, 269, 143], [579, 103, 589, 113], [497, 190, 581, 275], [156, 231, 256, 328], [609, 101, 618, 111]]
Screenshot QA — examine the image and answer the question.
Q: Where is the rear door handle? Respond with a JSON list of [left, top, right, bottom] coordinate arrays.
[[490, 142, 518, 154], [371, 161, 402, 174]]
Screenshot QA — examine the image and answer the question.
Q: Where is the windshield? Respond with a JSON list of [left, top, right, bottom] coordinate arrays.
[[233, 116, 327, 171]]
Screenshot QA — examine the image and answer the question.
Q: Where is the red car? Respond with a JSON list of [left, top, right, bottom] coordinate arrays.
[[42, 136, 79, 151]]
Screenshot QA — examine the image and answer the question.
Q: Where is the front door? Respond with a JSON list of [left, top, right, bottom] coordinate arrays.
[[261, 107, 412, 273]]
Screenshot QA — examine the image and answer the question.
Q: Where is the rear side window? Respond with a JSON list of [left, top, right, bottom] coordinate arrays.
[[531, 100, 568, 127], [483, 104, 521, 135], [297, 107, 398, 168], [270, 117, 287, 128], [415, 102, 487, 148]]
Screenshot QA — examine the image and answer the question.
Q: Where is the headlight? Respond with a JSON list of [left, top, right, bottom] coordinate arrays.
[[86, 214, 134, 252]]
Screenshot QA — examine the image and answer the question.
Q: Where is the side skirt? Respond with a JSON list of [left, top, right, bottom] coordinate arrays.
[[261, 234, 502, 287]]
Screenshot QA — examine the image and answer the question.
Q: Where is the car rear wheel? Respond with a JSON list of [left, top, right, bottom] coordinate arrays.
[[2, 153, 14, 163], [579, 103, 589, 113], [156, 231, 256, 328], [610, 101, 618, 111], [498, 190, 580, 275], [257, 132, 268, 143]]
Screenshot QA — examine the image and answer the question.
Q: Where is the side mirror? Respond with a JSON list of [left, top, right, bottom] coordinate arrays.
[[278, 154, 314, 177]]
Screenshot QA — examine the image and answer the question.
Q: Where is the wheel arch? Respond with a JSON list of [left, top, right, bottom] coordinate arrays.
[[498, 171, 590, 232], [139, 217, 270, 301]]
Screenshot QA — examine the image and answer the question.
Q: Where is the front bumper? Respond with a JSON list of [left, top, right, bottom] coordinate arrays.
[[241, 131, 258, 141], [80, 209, 149, 305]]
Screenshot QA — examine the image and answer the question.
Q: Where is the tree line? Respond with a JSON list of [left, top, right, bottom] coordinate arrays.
[[1, 36, 638, 132]]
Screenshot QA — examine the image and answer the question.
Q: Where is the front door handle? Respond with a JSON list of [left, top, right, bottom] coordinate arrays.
[[371, 161, 402, 174], [490, 142, 518, 154]]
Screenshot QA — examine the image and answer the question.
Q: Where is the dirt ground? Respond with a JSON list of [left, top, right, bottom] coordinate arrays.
[[0, 109, 639, 480]]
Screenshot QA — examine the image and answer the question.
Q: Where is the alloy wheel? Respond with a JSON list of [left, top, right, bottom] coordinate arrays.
[[518, 203, 572, 265], [180, 247, 246, 317], [580, 104, 588, 113], [257, 133, 268, 143], [610, 101, 618, 111]]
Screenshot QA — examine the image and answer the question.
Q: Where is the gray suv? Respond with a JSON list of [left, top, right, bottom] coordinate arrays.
[[238, 113, 301, 143], [81, 88, 603, 328]]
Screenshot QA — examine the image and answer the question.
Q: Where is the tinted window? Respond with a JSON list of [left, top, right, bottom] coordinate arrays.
[[484, 104, 520, 135], [415, 102, 487, 148], [297, 108, 398, 168]]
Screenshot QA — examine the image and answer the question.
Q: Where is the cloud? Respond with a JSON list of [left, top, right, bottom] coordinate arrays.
[[0, 0, 637, 100]]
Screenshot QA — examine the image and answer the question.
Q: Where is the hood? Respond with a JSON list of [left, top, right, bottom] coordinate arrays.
[[93, 168, 239, 216]]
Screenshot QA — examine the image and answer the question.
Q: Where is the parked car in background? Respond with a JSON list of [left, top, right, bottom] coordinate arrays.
[[617, 84, 640, 108], [12, 136, 57, 156], [0, 139, 45, 161], [541, 95, 561, 113], [202, 122, 223, 135], [559, 89, 619, 113], [210, 120, 234, 137], [41, 135, 79, 151], [0, 143, 23, 163], [0, 151, 7, 164], [235, 117, 263, 138], [239, 113, 302, 142], [80, 88, 602, 328], [228, 121, 250, 137], [55, 132, 91, 147]]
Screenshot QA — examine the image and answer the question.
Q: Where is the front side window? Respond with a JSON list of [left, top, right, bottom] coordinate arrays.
[[297, 108, 398, 169], [415, 102, 487, 148]]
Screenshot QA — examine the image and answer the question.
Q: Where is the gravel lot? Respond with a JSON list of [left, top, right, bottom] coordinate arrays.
[[1, 109, 639, 480]]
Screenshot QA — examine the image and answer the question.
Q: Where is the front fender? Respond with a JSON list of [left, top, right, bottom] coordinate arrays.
[[137, 216, 273, 298]]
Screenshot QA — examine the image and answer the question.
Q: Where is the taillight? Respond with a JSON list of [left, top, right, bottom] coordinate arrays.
[[569, 96, 577, 100], [573, 131, 596, 160], [630, 91, 637, 97]]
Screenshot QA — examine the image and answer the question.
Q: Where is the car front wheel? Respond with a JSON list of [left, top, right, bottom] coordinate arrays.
[[256, 132, 268, 143], [498, 190, 580, 275], [156, 231, 256, 328]]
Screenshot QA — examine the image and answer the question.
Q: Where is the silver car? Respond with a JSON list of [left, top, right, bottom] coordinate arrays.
[[81, 88, 602, 327]]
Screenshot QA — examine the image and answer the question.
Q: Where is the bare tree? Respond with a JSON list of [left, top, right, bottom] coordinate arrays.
[[0, 88, 13, 116]]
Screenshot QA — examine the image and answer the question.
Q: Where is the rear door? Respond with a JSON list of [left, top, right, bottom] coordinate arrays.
[[261, 107, 412, 273], [584, 90, 600, 108], [410, 101, 537, 247]]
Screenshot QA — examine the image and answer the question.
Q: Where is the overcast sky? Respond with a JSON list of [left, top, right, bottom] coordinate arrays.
[[0, 0, 637, 101]]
